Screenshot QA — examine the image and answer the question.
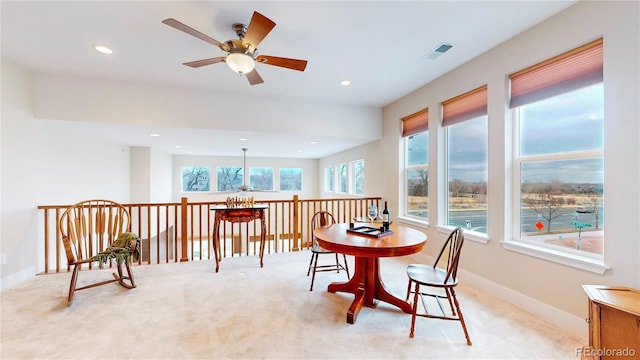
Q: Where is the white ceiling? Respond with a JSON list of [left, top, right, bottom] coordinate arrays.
[[1, 1, 576, 158]]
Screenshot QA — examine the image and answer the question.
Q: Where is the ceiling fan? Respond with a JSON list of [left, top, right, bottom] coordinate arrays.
[[162, 11, 308, 85]]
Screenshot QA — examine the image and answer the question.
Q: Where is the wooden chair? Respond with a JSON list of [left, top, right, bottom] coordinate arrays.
[[405, 227, 472, 345], [59, 199, 140, 305], [306, 211, 350, 291]]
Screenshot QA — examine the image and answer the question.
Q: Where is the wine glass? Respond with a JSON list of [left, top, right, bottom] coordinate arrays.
[[367, 204, 378, 223]]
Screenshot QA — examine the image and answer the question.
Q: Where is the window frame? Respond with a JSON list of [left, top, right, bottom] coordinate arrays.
[[441, 85, 489, 240], [337, 163, 347, 194], [325, 165, 334, 192], [505, 85, 607, 274], [403, 131, 429, 222], [443, 114, 489, 240], [501, 39, 609, 274], [278, 167, 303, 191], [216, 166, 243, 192], [350, 159, 365, 196], [511, 103, 604, 255], [181, 166, 211, 192], [249, 167, 274, 191]]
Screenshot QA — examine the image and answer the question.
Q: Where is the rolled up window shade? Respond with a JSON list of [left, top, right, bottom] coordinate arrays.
[[442, 85, 488, 127], [509, 38, 603, 108], [402, 108, 428, 137]]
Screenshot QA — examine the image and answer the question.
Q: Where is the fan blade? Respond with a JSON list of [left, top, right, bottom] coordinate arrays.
[[162, 18, 224, 48], [256, 55, 308, 71], [245, 69, 264, 85], [242, 12, 276, 50], [183, 57, 225, 68]]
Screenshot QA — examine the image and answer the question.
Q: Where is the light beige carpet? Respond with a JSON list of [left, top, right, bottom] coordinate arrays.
[[1, 250, 584, 359]]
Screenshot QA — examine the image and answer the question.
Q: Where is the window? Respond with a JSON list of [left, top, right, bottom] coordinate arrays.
[[279, 168, 302, 191], [350, 159, 364, 196], [217, 166, 242, 192], [403, 109, 428, 220], [443, 86, 488, 234], [250, 167, 273, 191], [510, 39, 604, 256], [338, 163, 347, 193], [326, 165, 335, 192], [181, 166, 210, 192]]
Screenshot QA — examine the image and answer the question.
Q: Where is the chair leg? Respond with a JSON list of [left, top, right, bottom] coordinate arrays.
[[445, 288, 457, 316], [406, 279, 413, 301], [450, 288, 472, 346], [334, 253, 340, 273], [409, 282, 420, 338], [113, 262, 136, 289], [342, 254, 350, 278], [309, 253, 320, 291], [125, 262, 136, 287], [306, 253, 315, 276], [67, 264, 80, 306]]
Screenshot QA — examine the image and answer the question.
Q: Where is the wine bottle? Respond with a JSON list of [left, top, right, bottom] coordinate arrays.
[[382, 201, 390, 231]]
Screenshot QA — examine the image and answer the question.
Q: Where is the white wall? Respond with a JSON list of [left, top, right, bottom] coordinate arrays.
[[33, 74, 381, 142], [131, 146, 173, 203], [150, 149, 173, 203], [1, 60, 131, 289], [380, 0, 639, 332]]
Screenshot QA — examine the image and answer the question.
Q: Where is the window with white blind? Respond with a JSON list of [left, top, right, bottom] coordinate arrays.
[[403, 109, 429, 220], [442, 85, 488, 235], [509, 38, 604, 259]]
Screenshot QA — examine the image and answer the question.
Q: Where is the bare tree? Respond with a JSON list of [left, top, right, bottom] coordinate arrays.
[[183, 167, 210, 191], [523, 186, 568, 233], [449, 179, 466, 198], [218, 167, 242, 191], [587, 196, 602, 229], [410, 169, 428, 196]]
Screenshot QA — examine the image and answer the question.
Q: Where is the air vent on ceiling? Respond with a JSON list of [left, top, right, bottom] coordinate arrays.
[[424, 43, 454, 60]]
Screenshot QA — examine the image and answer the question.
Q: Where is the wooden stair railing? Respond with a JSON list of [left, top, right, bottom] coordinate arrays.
[[38, 196, 381, 274]]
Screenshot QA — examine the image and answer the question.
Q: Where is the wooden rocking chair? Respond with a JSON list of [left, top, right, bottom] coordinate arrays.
[[59, 199, 140, 305]]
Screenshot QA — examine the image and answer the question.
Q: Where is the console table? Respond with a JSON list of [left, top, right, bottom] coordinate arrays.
[[211, 205, 268, 272]]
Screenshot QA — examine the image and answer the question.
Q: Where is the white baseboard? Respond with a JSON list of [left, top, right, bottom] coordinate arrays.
[[0, 266, 36, 292], [459, 267, 586, 339]]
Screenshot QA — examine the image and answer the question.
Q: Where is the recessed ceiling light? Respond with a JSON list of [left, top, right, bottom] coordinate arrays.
[[94, 45, 113, 54], [175, 145, 182, 149], [238, 138, 248, 141], [340, 80, 351, 86], [310, 141, 318, 145], [150, 133, 160, 137]]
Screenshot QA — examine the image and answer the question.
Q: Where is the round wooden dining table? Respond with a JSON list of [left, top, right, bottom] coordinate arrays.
[[313, 222, 426, 324]]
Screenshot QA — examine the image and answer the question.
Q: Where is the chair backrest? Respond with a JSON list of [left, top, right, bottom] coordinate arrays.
[[310, 211, 336, 247], [59, 199, 131, 264], [433, 227, 465, 284]]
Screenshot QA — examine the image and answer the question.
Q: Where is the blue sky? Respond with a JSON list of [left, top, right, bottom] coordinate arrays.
[[408, 83, 604, 184]]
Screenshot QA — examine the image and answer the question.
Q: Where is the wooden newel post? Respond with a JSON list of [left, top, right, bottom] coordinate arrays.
[[293, 195, 300, 251], [180, 197, 189, 262]]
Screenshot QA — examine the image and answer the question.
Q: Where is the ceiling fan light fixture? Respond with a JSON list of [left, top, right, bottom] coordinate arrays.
[[226, 53, 255, 74]]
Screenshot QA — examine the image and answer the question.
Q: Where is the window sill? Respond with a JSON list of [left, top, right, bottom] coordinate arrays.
[[435, 225, 489, 244], [501, 240, 610, 274], [396, 216, 429, 231]]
